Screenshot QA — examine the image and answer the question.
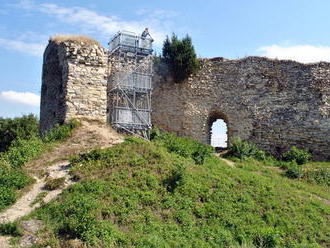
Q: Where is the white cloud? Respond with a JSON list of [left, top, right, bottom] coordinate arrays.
[[258, 44, 330, 63], [16, 1, 173, 46], [0, 38, 45, 57], [0, 91, 40, 106]]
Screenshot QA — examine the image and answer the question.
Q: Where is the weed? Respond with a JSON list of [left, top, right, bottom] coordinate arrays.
[[285, 163, 304, 179], [29, 136, 330, 247], [282, 146, 311, 165], [0, 120, 79, 211], [0, 222, 22, 237], [42, 119, 80, 143], [151, 130, 214, 164], [304, 168, 330, 186], [44, 177, 66, 190], [30, 192, 48, 206], [226, 137, 266, 161]]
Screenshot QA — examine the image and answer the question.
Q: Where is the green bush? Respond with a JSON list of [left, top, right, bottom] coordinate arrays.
[[0, 114, 39, 153], [282, 146, 311, 165], [0, 160, 34, 211], [43, 119, 80, 143], [162, 33, 199, 82], [0, 165, 33, 189], [0, 222, 22, 237], [0, 186, 16, 211], [285, 162, 304, 179], [151, 130, 214, 165], [33, 135, 330, 247], [0, 119, 79, 211], [253, 228, 281, 248], [304, 168, 330, 186], [44, 177, 66, 190], [226, 138, 266, 160], [2, 137, 44, 168]]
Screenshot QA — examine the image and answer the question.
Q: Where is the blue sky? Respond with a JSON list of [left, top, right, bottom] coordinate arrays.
[[0, 0, 330, 145]]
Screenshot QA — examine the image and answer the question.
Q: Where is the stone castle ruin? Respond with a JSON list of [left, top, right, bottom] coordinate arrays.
[[40, 33, 330, 160]]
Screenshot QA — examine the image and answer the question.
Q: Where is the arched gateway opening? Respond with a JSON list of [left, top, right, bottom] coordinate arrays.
[[208, 112, 229, 150]]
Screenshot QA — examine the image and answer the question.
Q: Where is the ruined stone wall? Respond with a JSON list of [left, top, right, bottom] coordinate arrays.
[[40, 37, 330, 160], [152, 57, 330, 160], [40, 38, 108, 133]]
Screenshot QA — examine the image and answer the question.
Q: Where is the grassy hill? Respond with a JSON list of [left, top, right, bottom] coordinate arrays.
[[23, 134, 330, 247]]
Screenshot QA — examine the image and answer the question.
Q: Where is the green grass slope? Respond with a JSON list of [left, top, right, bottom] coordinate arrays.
[[28, 136, 330, 248], [0, 119, 79, 212]]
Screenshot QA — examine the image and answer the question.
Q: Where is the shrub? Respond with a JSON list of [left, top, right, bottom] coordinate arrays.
[[285, 162, 304, 179], [0, 119, 79, 211], [253, 228, 280, 248], [151, 131, 214, 165], [162, 33, 199, 82], [44, 177, 66, 190], [0, 222, 22, 236], [163, 164, 185, 193], [226, 138, 266, 160], [304, 168, 330, 186], [282, 146, 311, 165], [0, 114, 39, 153], [0, 166, 33, 189], [0, 187, 16, 211], [43, 119, 80, 143], [2, 137, 44, 168]]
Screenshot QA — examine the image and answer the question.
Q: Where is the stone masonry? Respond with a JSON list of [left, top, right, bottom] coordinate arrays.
[[40, 36, 108, 133], [153, 57, 330, 160], [40, 36, 330, 160]]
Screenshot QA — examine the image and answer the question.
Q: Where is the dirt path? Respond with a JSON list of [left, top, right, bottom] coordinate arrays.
[[0, 120, 123, 247], [313, 194, 330, 206], [0, 161, 72, 224], [214, 153, 235, 168], [220, 158, 235, 168], [0, 236, 10, 248], [26, 120, 123, 175]]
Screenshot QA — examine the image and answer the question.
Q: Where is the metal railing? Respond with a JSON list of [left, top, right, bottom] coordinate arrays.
[[109, 31, 153, 54], [112, 107, 151, 126]]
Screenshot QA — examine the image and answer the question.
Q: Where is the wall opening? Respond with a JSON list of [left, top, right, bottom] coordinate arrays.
[[208, 111, 229, 149], [210, 119, 228, 148]]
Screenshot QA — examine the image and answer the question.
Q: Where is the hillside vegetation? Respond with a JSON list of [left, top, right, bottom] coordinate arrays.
[[24, 133, 330, 248], [0, 116, 79, 212]]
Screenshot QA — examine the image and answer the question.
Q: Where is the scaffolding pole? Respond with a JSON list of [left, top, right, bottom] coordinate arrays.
[[108, 30, 153, 140]]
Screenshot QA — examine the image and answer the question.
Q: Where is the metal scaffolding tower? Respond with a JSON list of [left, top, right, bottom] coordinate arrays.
[[108, 30, 153, 139]]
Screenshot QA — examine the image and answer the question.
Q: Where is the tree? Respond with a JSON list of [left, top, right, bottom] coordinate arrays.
[[162, 33, 199, 83], [0, 114, 39, 153]]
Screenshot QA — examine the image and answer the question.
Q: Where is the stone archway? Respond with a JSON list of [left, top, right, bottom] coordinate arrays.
[[207, 111, 231, 148]]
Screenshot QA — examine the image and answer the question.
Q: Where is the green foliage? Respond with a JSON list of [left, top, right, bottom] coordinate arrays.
[[150, 129, 214, 165], [0, 114, 39, 153], [0, 186, 16, 211], [0, 222, 22, 237], [252, 228, 281, 248], [282, 146, 311, 165], [0, 119, 79, 211], [162, 33, 199, 82], [304, 168, 330, 186], [44, 177, 66, 190], [2, 137, 44, 168], [0, 162, 34, 211], [31, 191, 48, 206], [163, 163, 186, 193], [285, 162, 304, 179], [226, 137, 266, 160], [31, 134, 330, 247], [42, 119, 80, 143]]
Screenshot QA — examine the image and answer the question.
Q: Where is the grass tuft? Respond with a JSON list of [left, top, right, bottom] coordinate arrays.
[[50, 35, 101, 47]]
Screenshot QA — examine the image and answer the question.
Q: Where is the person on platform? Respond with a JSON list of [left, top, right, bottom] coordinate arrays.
[[141, 28, 154, 42]]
